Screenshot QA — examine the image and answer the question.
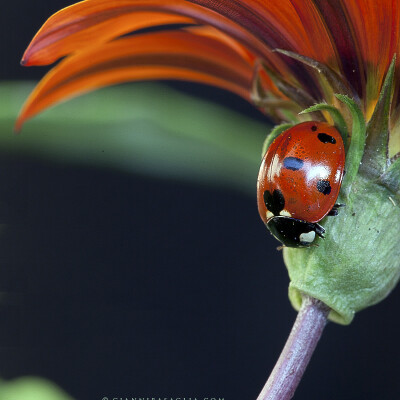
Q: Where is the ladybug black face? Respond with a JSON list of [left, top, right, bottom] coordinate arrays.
[[266, 216, 325, 247]]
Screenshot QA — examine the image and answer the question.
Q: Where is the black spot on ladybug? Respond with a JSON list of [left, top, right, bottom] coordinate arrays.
[[316, 180, 332, 195], [264, 189, 285, 215], [264, 191, 273, 211], [317, 133, 336, 144], [283, 157, 304, 171], [311, 125, 317, 131]]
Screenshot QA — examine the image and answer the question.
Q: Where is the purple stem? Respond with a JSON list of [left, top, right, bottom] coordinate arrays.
[[257, 295, 330, 400]]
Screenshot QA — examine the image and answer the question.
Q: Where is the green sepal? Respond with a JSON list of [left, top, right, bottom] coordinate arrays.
[[299, 103, 348, 148], [361, 55, 396, 177], [252, 62, 314, 123], [379, 156, 400, 197], [251, 72, 302, 123], [335, 94, 366, 198], [284, 174, 400, 325], [283, 88, 400, 325], [261, 123, 293, 158], [275, 49, 360, 105], [260, 62, 322, 116]]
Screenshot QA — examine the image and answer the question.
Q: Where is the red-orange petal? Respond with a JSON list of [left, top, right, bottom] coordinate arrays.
[[22, 9, 194, 66], [190, 0, 333, 61], [21, 0, 328, 103], [21, 0, 271, 67], [188, 0, 337, 100], [23, 0, 400, 126], [16, 30, 254, 131], [343, 0, 400, 116]]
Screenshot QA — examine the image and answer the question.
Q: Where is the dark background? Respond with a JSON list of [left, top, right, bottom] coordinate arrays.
[[2, 2, 400, 400]]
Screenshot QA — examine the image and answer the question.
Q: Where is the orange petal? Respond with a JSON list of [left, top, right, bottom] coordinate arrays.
[[22, 9, 194, 66], [287, 0, 340, 68], [21, 0, 270, 67], [191, 0, 335, 62], [21, 0, 321, 101], [343, 0, 400, 115], [344, 0, 400, 73], [16, 30, 254, 131], [188, 0, 332, 100], [183, 25, 255, 64]]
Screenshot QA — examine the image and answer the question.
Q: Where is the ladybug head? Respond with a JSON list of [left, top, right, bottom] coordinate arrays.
[[266, 216, 325, 248]]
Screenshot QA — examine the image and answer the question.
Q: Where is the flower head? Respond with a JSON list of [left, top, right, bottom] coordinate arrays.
[[15, 1, 400, 137], [17, 0, 400, 324]]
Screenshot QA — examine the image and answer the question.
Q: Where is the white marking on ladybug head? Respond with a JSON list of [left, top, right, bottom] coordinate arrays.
[[299, 231, 316, 244], [280, 209, 292, 217]]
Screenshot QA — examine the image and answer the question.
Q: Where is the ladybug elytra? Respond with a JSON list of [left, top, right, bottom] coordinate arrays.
[[257, 121, 345, 247]]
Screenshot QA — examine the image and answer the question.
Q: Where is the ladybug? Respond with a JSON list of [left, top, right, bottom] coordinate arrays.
[[257, 121, 345, 247]]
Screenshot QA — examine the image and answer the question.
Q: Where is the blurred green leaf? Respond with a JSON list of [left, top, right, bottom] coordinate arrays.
[[1, 82, 269, 194], [0, 377, 74, 400]]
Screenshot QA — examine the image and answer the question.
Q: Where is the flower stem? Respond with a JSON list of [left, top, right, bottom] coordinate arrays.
[[257, 295, 330, 400]]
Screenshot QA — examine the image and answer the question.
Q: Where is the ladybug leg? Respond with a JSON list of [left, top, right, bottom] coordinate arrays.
[[313, 223, 325, 238], [328, 203, 346, 216]]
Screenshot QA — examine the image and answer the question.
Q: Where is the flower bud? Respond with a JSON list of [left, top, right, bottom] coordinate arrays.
[[282, 58, 400, 324], [284, 173, 400, 324]]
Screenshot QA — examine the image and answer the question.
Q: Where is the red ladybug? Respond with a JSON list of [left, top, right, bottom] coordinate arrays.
[[257, 121, 345, 247]]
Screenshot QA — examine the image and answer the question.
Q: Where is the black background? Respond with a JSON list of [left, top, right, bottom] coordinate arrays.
[[2, 2, 400, 400]]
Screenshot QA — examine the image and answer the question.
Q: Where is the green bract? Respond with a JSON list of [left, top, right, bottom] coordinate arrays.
[[275, 57, 400, 324]]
